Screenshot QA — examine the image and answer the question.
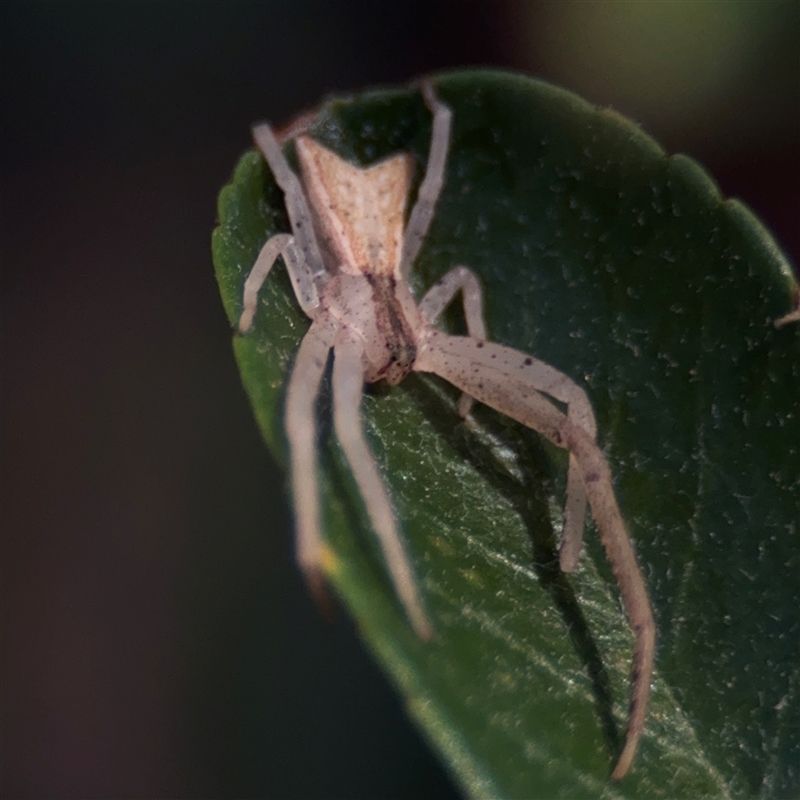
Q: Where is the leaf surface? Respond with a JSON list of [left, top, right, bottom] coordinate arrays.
[[212, 70, 799, 799]]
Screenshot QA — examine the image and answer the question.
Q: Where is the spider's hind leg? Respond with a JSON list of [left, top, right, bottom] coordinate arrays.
[[252, 122, 329, 292], [400, 81, 453, 278]]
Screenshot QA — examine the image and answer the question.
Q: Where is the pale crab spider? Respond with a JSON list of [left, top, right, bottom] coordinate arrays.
[[239, 82, 656, 780]]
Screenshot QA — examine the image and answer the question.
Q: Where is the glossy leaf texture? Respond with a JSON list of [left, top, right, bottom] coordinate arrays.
[[212, 70, 799, 799]]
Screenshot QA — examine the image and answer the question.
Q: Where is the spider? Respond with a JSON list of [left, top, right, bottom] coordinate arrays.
[[238, 81, 656, 780]]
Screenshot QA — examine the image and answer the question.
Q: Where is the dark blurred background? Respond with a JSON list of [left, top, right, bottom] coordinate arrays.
[[1, 2, 797, 798]]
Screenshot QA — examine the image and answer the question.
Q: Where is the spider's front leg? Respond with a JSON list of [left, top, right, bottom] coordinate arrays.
[[415, 331, 654, 779], [417, 296, 596, 572], [332, 329, 433, 640], [284, 316, 337, 604], [774, 287, 800, 327], [242, 124, 345, 601]]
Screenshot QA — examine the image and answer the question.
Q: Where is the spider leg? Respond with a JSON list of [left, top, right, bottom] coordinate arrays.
[[252, 122, 329, 291], [503, 358, 597, 575], [332, 329, 433, 640], [419, 264, 486, 417], [773, 287, 800, 327], [285, 316, 338, 607], [400, 81, 452, 279], [416, 330, 654, 780], [239, 233, 320, 332], [511, 369, 596, 574], [417, 323, 596, 571]]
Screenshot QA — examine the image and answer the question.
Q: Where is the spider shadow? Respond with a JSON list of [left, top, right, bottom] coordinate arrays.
[[403, 374, 622, 761]]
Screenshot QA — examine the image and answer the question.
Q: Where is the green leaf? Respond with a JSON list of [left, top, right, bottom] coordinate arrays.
[[212, 69, 799, 798]]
